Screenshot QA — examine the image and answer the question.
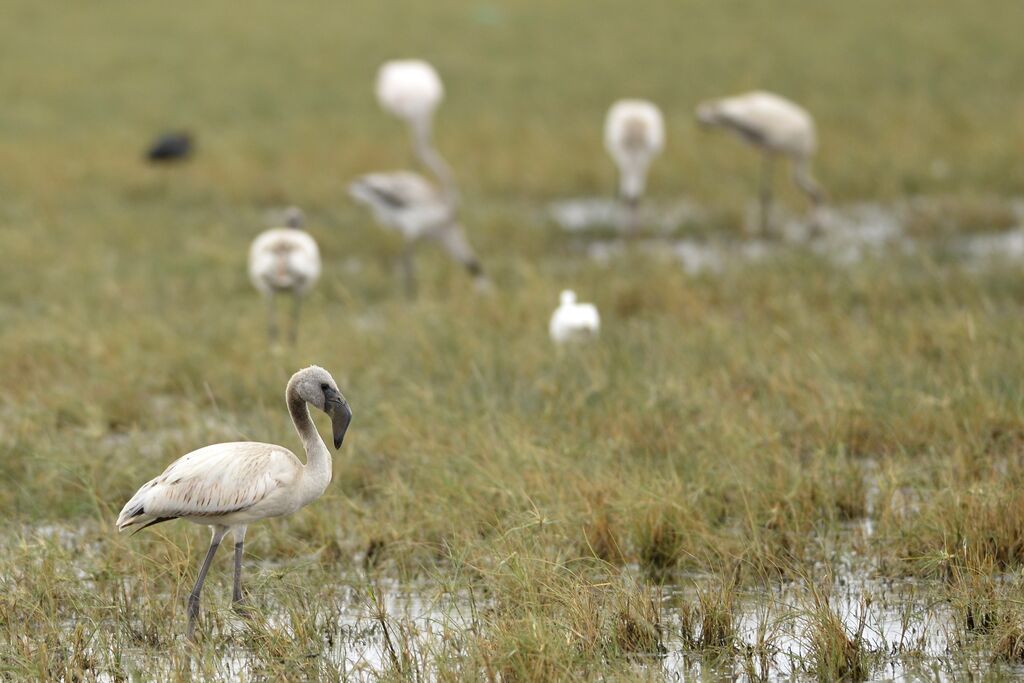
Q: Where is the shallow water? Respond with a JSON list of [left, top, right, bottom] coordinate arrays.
[[219, 556, 993, 681], [661, 570, 963, 680], [549, 197, 706, 235], [551, 196, 1024, 273], [329, 580, 476, 676], [11, 523, 1021, 681], [272, 565, 992, 681]]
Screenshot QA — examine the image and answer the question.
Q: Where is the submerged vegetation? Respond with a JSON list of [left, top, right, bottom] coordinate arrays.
[[4, 0, 1024, 680]]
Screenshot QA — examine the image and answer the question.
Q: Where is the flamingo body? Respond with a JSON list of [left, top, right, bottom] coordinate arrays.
[[349, 171, 452, 241], [248, 229, 321, 296], [696, 91, 816, 158], [604, 99, 666, 203], [248, 208, 320, 343], [116, 442, 309, 530], [696, 90, 825, 231]]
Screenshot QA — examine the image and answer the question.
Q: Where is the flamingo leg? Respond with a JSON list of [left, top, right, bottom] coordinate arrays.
[[187, 526, 227, 641], [289, 295, 302, 346], [232, 525, 248, 609], [400, 243, 417, 299], [623, 195, 641, 236], [232, 542, 245, 603], [758, 153, 775, 234], [266, 294, 278, 342]]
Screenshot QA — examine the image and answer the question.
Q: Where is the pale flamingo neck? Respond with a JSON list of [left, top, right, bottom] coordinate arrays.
[[410, 118, 460, 210], [287, 390, 333, 503]]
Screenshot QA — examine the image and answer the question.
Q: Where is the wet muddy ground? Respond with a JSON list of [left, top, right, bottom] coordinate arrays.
[[18, 521, 1019, 681], [549, 196, 1024, 275]]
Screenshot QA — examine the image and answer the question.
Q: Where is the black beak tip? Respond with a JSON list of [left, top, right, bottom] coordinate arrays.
[[330, 401, 352, 450]]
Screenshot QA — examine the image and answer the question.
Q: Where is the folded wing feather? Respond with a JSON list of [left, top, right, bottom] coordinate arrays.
[[116, 442, 302, 530]]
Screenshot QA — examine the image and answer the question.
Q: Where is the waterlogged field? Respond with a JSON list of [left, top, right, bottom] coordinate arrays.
[[4, 1, 1024, 681]]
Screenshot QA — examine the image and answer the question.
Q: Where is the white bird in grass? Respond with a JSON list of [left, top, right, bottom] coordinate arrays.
[[116, 366, 352, 641], [605, 100, 666, 234], [549, 290, 600, 344], [351, 59, 488, 296], [248, 207, 321, 344], [696, 91, 826, 233]]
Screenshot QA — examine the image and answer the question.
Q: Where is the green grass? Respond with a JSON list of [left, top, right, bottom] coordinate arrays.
[[4, 1, 1024, 680]]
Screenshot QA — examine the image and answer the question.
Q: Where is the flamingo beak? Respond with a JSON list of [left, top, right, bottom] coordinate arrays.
[[324, 388, 352, 449]]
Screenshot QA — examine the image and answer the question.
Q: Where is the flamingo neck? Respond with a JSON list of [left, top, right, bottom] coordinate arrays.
[[287, 391, 333, 504], [410, 118, 460, 210]]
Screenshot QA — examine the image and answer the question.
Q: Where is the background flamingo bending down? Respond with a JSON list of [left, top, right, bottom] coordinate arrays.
[[248, 207, 320, 343], [116, 366, 352, 641], [352, 59, 488, 296], [604, 99, 665, 233], [696, 91, 825, 233]]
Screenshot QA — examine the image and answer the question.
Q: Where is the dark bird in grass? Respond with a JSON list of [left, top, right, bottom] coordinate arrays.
[[145, 132, 194, 163]]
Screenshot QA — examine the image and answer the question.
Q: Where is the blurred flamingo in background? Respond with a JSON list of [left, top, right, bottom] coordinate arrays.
[[604, 99, 665, 234], [351, 60, 488, 296], [696, 91, 825, 233], [248, 207, 321, 343], [375, 59, 458, 208]]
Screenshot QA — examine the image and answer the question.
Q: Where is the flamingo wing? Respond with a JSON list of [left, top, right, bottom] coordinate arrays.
[[116, 442, 301, 531]]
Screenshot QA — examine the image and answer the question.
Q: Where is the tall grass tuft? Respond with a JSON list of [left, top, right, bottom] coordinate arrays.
[[805, 585, 872, 682]]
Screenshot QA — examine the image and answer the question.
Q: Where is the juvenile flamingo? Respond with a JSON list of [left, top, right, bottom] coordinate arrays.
[[351, 59, 488, 295], [349, 172, 486, 296], [116, 366, 352, 640], [696, 91, 825, 232], [248, 207, 320, 343], [604, 99, 665, 233]]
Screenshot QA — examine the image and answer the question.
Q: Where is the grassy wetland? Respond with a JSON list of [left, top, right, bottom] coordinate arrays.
[[4, 1, 1024, 680]]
